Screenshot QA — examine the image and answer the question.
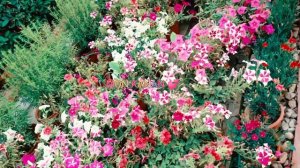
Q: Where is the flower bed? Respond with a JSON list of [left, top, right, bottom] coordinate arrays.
[[0, 0, 299, 167]]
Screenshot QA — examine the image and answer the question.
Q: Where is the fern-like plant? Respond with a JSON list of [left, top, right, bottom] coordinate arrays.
[[1, 23, 76, 106], [53, 0, 99, 49]]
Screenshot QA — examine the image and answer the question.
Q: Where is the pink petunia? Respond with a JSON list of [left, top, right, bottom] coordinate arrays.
[[172, 111, 184, 122], [251, 0, 260, 8], [258, 69, 272, 86], [203, 115, 216, 130], [64, 74, 73, 81], [237, 6, 247, 15], [232, 0, 240, 3], [195, 69, 208, 85], [249, 18, 261, 31], [243, 69, 256, 83], [102, 143, 114, 157]]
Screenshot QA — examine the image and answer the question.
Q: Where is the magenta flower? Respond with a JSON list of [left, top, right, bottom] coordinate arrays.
[[22, 153, 36, 165], [149, 12, 157, 21], [90, 161, 104, 168], [65, 155, 81, 168], [256, 144, 273, 167], [251, 134, 259, 141], [102, 143, 114, 157], [64, 74, 73, 81], [174, 3, 183, 13], [232, 0, 240, 2], [275, 84, 285, 91], [261, 24, 275, 35], [258, 70, 272, 86]]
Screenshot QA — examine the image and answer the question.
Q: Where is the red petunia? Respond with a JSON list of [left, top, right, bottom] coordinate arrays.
[[289, 37, 297, 43], [112, 119, 121, 130], [261, 62, 268, 67], [135, 137, 148, 149], [251, 133, 259, 141], [281, 43, 294, 52], [172, 111, 184, 121], [262, 42, 268, 48], [154, 6, 161, 13], [143, 115, 150, 124], [160, 129, 171, 145], [290, 61, 300, 68], [131, 126, 143, 137]]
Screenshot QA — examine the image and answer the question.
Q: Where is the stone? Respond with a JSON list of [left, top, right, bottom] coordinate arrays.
[[289, 84, 297, 93], [291, 111, 298, 118], [285, 118, 290, 123], [282, 121, 289, 131], [288, 100, 297, 109], [271, 163, 283, 168], [285, 92, 296, 100], [289, 119, 296, 128], [279, 152, 288, 164], [288, 128, 295, 132], [286, 108, 294, 118], [285, 132, 294, 140]]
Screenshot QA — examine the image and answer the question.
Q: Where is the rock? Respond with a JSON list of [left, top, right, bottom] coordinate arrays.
[[289, 119, 296, 128], [286, 108, 294, 118], [291, 112, 298, 118], [271, 163, 283, 168], [284, 160, 289, 166], [285, 92, 296, 100], [285, 132, 294, 140], [285, 118, 290, 123], [289, 84, 297, 93], [279, 152, 288, 164], [288, 100, 297, 109], [282, 121, 289, 131], [288, 128, 295, 132]]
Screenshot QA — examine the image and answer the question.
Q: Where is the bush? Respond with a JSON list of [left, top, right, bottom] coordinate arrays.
[[0, 0, 55, 58], [53, 0, 99, 49], [1, 23, 76, 106], [0, 95, 33, 143]]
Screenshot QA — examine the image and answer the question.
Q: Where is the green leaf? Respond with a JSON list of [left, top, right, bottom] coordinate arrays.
[[156, 154, 162, 161], [0, 36, 8, 42], [170, 32, 177, 42], [1, 18, 9, 27], [109, 61, 122, 75]]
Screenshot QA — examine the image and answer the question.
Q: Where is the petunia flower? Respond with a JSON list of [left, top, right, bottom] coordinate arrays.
[[258, 69, 272, 86]]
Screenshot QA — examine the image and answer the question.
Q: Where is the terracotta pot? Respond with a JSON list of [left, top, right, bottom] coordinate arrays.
[[34, 108, 59, 124], [268, 104, 286, 129], [166, 21, 180, 41]]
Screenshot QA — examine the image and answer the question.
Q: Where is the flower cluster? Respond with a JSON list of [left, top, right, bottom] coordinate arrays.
[[256, 144, 274, 167]]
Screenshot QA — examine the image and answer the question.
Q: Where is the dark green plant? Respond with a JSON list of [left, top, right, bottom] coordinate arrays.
[[1, 23, 76, 106], [53, 0, 99, 49], [0, 0, 55, 58], [0, 95, 34, 144]]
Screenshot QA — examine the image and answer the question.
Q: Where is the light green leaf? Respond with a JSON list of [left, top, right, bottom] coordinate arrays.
[[109, 61, 122, 75], [170, 32, 177, 42]]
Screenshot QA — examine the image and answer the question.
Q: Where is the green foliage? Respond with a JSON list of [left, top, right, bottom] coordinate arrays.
[[146, 133, 211, 167], [0, 96, 33, 144], [1, 23, 76, 106], [53, 0, 99, 49], [192, 68, 250, 104], [244, 0, 298, 122], [244, 83, 280, 122], [0, 0, 55, 58]]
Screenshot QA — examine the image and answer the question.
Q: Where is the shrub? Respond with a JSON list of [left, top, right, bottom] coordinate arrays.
[[1, 23, 76, 106], [0, 95, 33, 143], [53, 0, 99, 49], [0, 0, 55, 58]]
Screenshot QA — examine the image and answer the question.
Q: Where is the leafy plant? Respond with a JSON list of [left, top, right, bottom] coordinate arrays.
[[0, 0, 55, 58], [53, 0, 99, 49], [0, 95, 33, 144], [1, 23, 76, 106]]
